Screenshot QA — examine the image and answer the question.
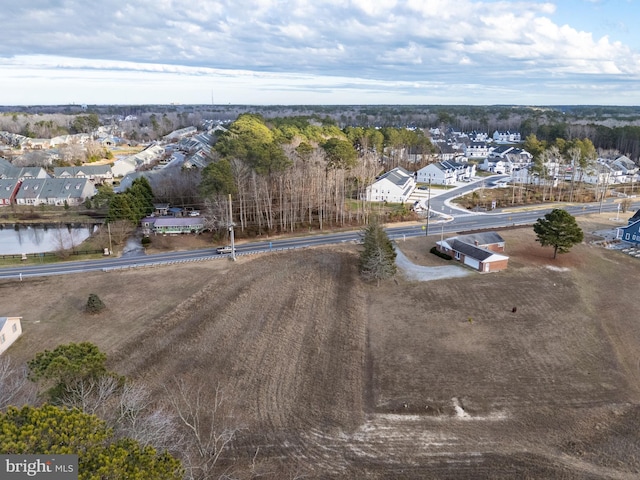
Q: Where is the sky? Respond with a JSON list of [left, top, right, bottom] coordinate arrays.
[[1, 0, 639, 106]]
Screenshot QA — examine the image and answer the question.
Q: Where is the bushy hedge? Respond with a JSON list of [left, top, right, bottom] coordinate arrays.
[[430, 246, 452, 260]]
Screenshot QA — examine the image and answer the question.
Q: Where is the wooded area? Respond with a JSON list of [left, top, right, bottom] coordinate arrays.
[[198, 114, 435, 236]]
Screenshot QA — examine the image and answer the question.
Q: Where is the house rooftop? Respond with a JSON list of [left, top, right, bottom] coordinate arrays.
[[454, 232, 505, 247], [449, 239, 497, 261]]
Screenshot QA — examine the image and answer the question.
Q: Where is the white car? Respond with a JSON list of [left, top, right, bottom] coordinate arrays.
[[216, 246, 233, 254]]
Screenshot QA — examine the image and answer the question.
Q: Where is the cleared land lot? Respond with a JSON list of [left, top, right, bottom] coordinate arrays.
[[1, 214, 639, 479]]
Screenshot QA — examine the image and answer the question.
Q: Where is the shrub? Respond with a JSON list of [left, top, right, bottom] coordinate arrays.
[[141, 236, 152, 247], [430, 246, 452, 260], [86, 293, 106, 314]]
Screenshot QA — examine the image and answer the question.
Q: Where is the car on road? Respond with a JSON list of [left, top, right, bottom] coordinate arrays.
[[216, 246, 233, 254]]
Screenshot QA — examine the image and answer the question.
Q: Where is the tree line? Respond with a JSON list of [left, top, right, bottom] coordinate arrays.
[[198, 114, 435, 237]]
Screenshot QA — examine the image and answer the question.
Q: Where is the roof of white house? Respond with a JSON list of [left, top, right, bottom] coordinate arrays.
[[0, 316, 20, 331], [439, 238, 509, 263], [15, 178, 94, 200], [0, 178, 20, 199], [454, 232, 505, 246], [53, 165, 112, 177], [376, 167, 414, 187]]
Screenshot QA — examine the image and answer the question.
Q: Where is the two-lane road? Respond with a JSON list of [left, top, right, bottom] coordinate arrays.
[[0, 189, 629, 280]]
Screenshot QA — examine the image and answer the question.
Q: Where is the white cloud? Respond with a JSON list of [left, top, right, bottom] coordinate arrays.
[[1, 0, 640, 104]]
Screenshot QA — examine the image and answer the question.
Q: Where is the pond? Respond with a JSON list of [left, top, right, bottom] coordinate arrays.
[[0, 225, 95, 255]]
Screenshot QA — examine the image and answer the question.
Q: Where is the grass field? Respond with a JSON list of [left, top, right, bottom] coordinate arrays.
[[1, 213, 639, 478]]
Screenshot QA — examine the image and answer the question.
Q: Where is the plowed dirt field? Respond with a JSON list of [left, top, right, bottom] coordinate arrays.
[[2, 214, 640, 479]]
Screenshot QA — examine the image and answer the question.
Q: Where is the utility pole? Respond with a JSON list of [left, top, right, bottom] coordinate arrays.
[[425, 178, 431, 237], [228, 194, 236, 261], [598, 169, 610, 214], [107, 222, 112, 255]]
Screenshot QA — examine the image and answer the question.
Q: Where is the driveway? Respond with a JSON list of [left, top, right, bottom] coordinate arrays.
[[394, 247, 470, 282]]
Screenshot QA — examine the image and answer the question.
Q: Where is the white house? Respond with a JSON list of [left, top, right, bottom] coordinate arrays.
[[365, 167, 416, 203], [489, 146, 533, 164], [492, 130, 521, 144], [163, 126, 197, 141], [582, 160, 628, 185], [112, 143, 165, 178], [417, 160, 475, 185], [613, 155, 640, 175], [0, 317, 22, 355], [53, 165, 114, 185], [436, 233, 509, 273], [111, 157, 137, 177], [480, 158, 509, 174], [465, 141, 492, 159]]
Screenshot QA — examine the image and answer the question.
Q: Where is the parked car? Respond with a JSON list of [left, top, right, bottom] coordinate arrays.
[[217, 246, 233, 254]]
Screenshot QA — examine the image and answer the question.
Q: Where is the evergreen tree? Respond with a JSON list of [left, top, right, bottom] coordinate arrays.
[[533, 208, 584, 259], [86, 293, 105, 314], [200, 158, 237, 196], [0, 405, 183, 480], [106, 194, 134, 223], [27, 342, 112, 402], [359, 217, 397, 284]]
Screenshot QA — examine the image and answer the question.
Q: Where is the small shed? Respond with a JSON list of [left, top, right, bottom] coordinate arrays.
[[0, 317, 23, 355]]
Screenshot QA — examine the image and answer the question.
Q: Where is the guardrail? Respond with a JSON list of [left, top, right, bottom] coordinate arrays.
[[99, 247, 302, 273]]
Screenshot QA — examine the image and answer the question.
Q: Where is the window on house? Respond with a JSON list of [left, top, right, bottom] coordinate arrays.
[[1, 334, 5, 344]]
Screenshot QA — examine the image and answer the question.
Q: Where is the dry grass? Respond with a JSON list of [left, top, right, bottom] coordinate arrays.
[[1, 213, 639, 478]]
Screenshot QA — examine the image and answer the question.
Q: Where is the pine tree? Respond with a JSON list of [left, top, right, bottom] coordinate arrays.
[[533, 208, 584, 259], [359, 217, 397, 284], [0, 405, 183, 480], [86, 293, 105, 314]]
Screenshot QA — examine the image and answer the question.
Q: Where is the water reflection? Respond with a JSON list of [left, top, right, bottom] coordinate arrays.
[[0, 225, 94, 255]]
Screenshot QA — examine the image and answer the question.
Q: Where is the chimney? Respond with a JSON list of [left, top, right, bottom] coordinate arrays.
[[474, 240, 479, 246]]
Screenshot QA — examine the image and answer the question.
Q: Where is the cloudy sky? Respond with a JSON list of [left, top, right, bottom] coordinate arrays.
[[1, 0, 639, 106]]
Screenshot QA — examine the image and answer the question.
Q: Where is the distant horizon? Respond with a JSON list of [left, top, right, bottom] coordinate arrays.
[[2, 103, 640, 109], [3, 1, 640, 106]]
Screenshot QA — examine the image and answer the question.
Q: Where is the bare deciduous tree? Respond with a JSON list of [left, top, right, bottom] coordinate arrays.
[[0, 356, 37, 409], [59, 377, 180, 453], [165, 379, 242, 480], [51, 225, 84, 258], [107, 219, 136, 246]]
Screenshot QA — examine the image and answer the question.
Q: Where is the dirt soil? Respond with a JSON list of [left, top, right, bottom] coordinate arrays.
[[1, 213, 640, 479]]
